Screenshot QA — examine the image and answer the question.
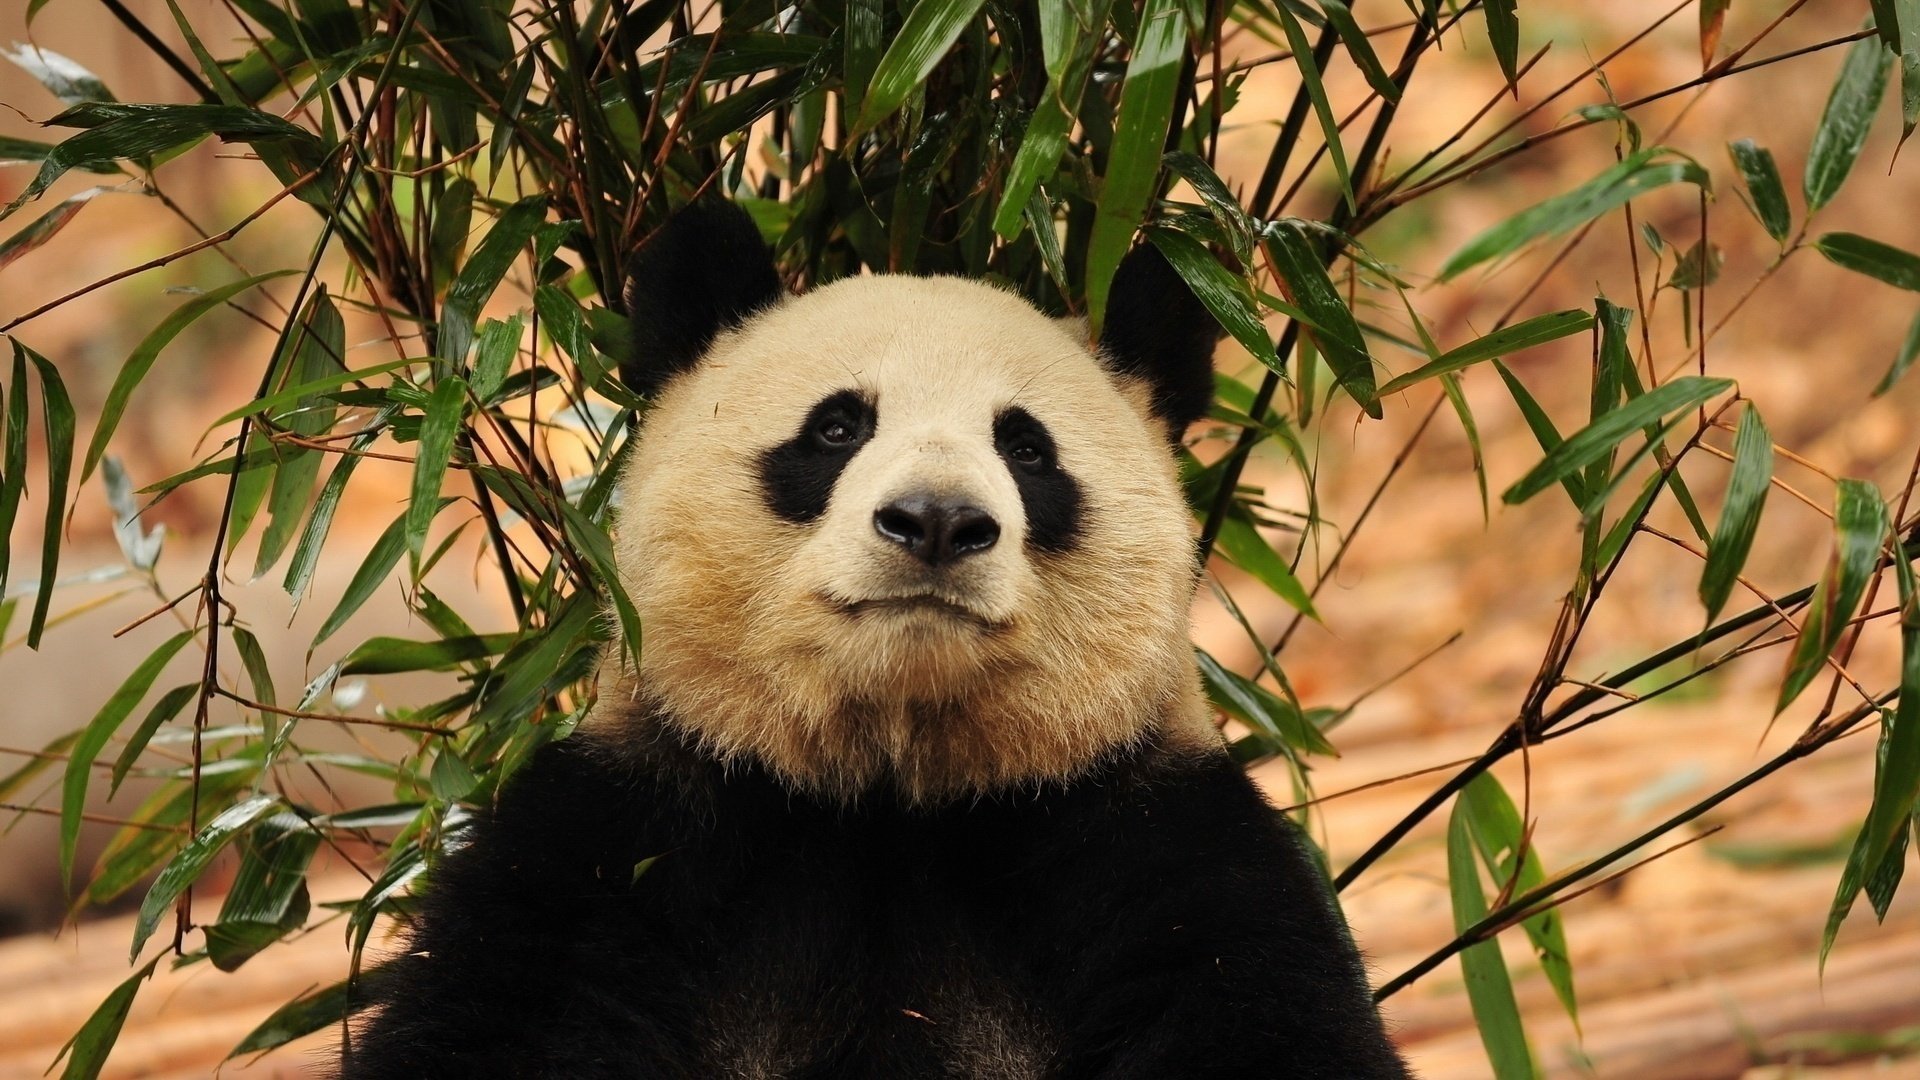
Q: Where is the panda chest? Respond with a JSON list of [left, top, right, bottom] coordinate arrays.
[[681, 813, 1066, 1077]]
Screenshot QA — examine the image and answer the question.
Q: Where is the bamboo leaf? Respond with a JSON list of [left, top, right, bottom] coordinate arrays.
[[1698, 405, 1773, 624], [440, 196, 546, 366], [1085, 0, 1190, 330], [340, 633, 518, 675], [1145, 227, 1278, 371], [993, 1, 1114, 239], [1440, 148, 1710, 282], [0, 43, 114, 107], [1460, 772, 1578, 1027], [1699, 0, 1732, 69], [1804, 31, 1892, 213], [5, 104, 320, 220], [255, 289, 344, 577], [1195, 648, 1336, 757], [1377, 310, 1593, 397], [205, 357, 419, 430], [1727, 140, 1791, 244], [1269, 1, 1352, 208], [470, 314, 524, 402], [131, 794, 280, 962], [312, 501, 449, 650], [1494, 359, 1582, 508], [1875, 308, 1920, 396], [851, 0, 990, 136], [228, 967, 382, 1058], [108, 683, 196, 796], [1213, 513, 1316, 619], [1480, 0, 1521, 87], [0, 187, 108, 272], [1777, 480, 1889, 714], [407, 378, 467, 570], [82, 270, 296, 488], [1264, 221, 1377, 416], [1503, 376, 1732, 506], [61, 630, 194, 889], [19, 342, 75, 648], [0, 345, 27, 592], [49, 957, 160, 1080], [1322, 0, 1399, 101], [1448, 797, 1539, 1079], [1815, 232, 1920, 291]]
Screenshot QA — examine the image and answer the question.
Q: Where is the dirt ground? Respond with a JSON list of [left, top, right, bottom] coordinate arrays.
[[3, 1, 1920, 1077]]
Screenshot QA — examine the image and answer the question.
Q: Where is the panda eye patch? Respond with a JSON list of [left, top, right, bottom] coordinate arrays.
[[993, 407, 1082, 552], [760, 389, 876, 524]]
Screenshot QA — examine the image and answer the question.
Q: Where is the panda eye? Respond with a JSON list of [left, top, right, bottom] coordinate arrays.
[[816, 419, 856, 446], [1008, 442, 1043, 467]]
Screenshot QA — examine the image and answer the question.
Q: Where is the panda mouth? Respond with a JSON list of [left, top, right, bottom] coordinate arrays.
[[829, 593, 1003, 630]]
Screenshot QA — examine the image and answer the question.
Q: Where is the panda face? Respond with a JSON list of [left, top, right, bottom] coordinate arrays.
[[598, 205, 1223, 802]]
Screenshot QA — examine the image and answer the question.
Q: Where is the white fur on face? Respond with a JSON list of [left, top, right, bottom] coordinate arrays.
[[595, 275, 1210, 800]]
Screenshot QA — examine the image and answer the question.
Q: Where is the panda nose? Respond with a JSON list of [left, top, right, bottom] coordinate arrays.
[[874, 494, 1000, 566]]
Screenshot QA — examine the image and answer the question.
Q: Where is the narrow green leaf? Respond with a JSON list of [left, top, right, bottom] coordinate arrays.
[[205, 357, 419, 430], [61, 630, 195, 888], [429, 747, 480, 800], [1195, 648, 1336, 757], [50, 957, 159, 1080], [1448, 799, 1539, 1079], [1145, 227, 1278, 371], [21, 342, 74, 648], [82, 270, 296, 488], [311, 501, 450, 650], [428, 178, 474, 292], [1164, 152, 1257, 258], [1804, 31, 1892, 213], [1213, 514, 1316, 618], [556, 496, 644, 668], [1503, 376, 1732, 505], [228, 967, 382, 1058], [1460, 773, 1579, 1027], [1495, 358, 1582, 507], [108, 683, 196, 796], [208, 810, 318, 971], [1269, 1, 1352, 208], [85, 768, 253, 908], [1085, 0, 1190, 330], [1440, 148, 1710, 282], [1377, 310, 1593, 397], [1321, 1, 1399, 101], [5, 105, 319, 220], [470, 314, 523, 401], [440, 196, 546, 365], [1481, 0, 1521, 89], [340, 633, 518, 675], [407, 378, 467, 570], [851, 0, 989, 135], [0, 187, 105, 272], [1727, 140, 1791, 244], [1856, 545, 1920, 908], [0, 345, 27, 592], [1264, 221, 1378, 416], [283, 417, 392, 608], [992, 0, 1113, 239], [255, 289, 344, 577], [1825, 711, 1916, 964], [1815, 232, 1920, 291], [1777, 480, 1889, 714], [1699, 405, 1773, 624], [533, 286, 594, 372], [1875, 307, 1920, 396], [843, 0, 884, 117], [131, 794, 280, 962]]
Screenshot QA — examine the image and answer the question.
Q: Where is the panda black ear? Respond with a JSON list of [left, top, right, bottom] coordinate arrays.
[[1097, 241, 1220, 442], [621, 200, 782, 398]]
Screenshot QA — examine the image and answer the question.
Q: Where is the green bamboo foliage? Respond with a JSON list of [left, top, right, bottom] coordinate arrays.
[[1, 2, 1919, 1077]]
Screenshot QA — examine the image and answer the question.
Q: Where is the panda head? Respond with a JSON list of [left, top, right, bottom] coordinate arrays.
[[603, 201, 1222, 802]]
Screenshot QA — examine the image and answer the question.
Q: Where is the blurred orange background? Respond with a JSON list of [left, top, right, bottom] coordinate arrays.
[[2, 1, 1919, 1077]]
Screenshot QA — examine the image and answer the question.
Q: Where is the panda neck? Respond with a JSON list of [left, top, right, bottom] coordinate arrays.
[[584, 668, 1218, 806]]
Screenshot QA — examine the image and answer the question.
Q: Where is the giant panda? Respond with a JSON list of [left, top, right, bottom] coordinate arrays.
[[340, 201, 1410, 1079]]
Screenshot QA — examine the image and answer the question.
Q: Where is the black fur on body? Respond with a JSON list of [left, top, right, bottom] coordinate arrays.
[[342, 714, 1409, 1078]]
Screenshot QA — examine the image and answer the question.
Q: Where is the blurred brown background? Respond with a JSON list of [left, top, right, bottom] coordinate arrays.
[[3, 1, 1919, 1077]]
